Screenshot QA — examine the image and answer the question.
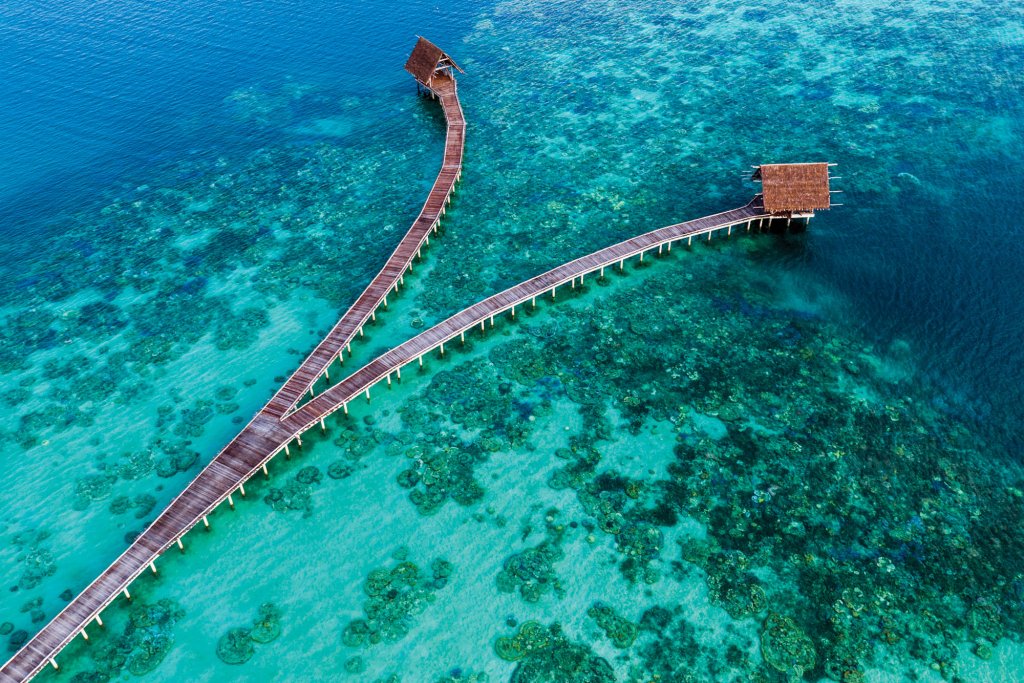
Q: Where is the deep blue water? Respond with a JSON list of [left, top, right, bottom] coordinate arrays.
[[0, 0, 478, 226]]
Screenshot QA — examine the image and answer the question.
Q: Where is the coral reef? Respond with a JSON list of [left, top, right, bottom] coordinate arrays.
[[496, 509, 566, 603], [263, 466, 323, 516], [58, 599, 187, 678], [760, 613, 816, 680], [587, 602, 638, 649], [216, 628, 255, 665], [215, 603, 283, 664], [495, 622, 615, 682], [342, 554, 453, 648]]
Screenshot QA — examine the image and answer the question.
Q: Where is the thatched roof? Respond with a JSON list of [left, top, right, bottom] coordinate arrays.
[[753, 163, 831, 214], [404, 37, 464, 87]]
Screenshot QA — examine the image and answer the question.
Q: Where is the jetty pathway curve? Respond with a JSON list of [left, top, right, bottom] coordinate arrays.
[[0, 39, 829, 682]]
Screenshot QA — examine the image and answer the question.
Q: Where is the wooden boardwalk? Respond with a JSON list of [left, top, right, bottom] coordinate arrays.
[[264, 73, 465, 419], [0, 67, 788, 682], [282, 198, 772, 436]]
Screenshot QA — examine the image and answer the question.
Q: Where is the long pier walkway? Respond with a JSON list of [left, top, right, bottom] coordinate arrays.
[[0, 43, 827, 682], [264, 73, 464, 418]]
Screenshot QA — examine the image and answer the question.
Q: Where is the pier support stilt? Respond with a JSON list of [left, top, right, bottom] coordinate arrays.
[[640, 252, 645, 263], [387, 374, 392, 386], [297, 435, 302, 448], [177, 538, 184, 553], [532, 296, 536, 308], [551, 287, 556, 300], [285, 443, 290, 458], [228, 494, 235, 510], [461, 331, 466, 344], [668, 242, 672, 252], [123, 588, 131, 601], [203, 516, 210, 530], [239, 483, 246, 497], [325, 367, 329, 382], [320, 418, 326, 433], [418, 355, 423, 367], [342, 402, 348, 415], [365, 388, 371, 402], [600, 266, 605, 278], [263, 463, 269, 477], [95, 615, 103, 628], [440, 342, 445, 356], [50, 659, 59, 671], [728, 225, 732, 236], [688, 236, 692, 247], [81, 628, 89, 642], [397, 367, 401, 380], [149, 561, 157, 575], [511, 305, 516, 318]]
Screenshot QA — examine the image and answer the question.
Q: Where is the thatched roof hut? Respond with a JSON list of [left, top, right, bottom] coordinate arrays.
[[753, 163, 832, 215], [404, 37, 464, 90]]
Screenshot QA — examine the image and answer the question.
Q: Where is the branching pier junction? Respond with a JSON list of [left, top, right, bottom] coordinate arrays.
[[0, 37, 835, 682]]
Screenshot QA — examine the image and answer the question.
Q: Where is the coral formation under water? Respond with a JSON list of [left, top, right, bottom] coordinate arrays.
[[342, 554, 453, 648]]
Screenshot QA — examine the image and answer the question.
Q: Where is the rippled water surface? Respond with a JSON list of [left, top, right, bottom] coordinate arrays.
[[1, 0, 1023, 681]]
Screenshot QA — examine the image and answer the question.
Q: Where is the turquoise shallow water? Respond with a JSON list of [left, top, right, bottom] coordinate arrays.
[[2, 0, 1024, 681]]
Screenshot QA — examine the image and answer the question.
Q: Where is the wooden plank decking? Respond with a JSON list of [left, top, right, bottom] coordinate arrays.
[[0, 66, 788, 682], [282, 197, 772, 435], [263, 74, 465, 419]]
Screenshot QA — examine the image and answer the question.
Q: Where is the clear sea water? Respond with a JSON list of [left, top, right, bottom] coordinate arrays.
[[2, 0, 1023, 681]]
